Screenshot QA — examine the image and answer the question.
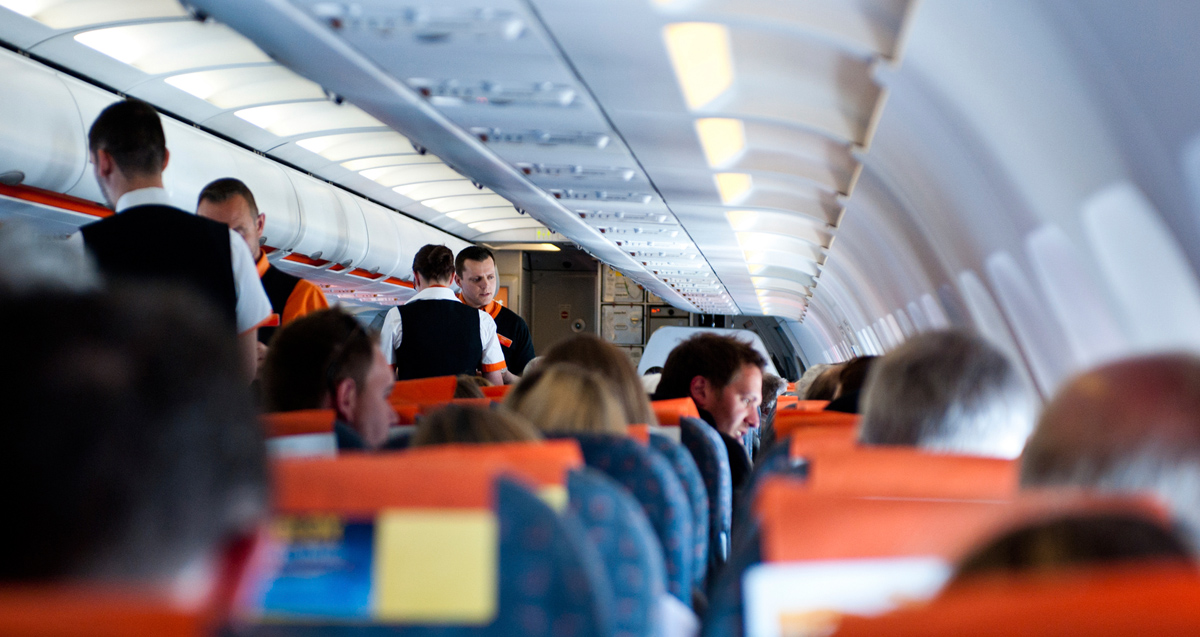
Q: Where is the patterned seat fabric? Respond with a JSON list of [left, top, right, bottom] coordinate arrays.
[[700, 523, 762, 637], [649, 433, 710, 588], [568, 468, 666, 637], [250, 477, 613, 637], [565, 434, 695, 606], [679, 416, 733, 571]]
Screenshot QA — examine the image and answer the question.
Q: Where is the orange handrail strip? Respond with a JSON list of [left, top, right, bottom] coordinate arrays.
[[390, 376, 457, 404], [834, 564, 1200, 637], [651, 397, 700, 426], [754, 479, 1167, 564], [401, 439, 584, 489], [805, 448, 1018, 500], [774, 411, 859, 438], [481, 384, 511, 400], [261, 409, 336, 438], [0, 587, 205, 636], [0, 183, 113, 218]]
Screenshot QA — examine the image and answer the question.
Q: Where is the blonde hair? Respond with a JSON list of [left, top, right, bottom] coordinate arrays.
[[543, 334, 657, 426], [505, 363, 629, 435], [410, 404, 541, 447]]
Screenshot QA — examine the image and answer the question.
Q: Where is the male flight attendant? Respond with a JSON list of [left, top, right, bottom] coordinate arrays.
[[197, 178, 328, 348], [455, 246, 536, 377], [68, 99, 270, 378]]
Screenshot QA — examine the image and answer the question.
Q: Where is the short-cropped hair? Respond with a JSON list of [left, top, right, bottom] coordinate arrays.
[[261, 309, 379, 412], [198, 178, 260, 218], [88, 99, 166, 177], [412, 244, 455, 283], [0, 285, 266, 582], [455, 245, 496, 275], [858, 331, 1034, 459], [654, 332, 767, 400]]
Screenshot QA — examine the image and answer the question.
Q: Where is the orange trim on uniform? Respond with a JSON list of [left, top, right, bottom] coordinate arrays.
[[281, 279, 329, 324], [497, 334, 513, 348], [257, 314, 281, 329], [255, 253, 271, 278], [456, 292, 503, 318], [481, 361, 508, 373], [0, 183, 113, 218]]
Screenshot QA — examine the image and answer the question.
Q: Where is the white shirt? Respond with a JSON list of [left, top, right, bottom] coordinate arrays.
[[379, 285, 507, 372], [66, 187, 272, 334]]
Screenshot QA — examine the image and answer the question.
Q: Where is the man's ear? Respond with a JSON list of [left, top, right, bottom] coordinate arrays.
[[333, 377, 358, 422], [91, 149, 114, 179], [689, 375, 712, 409], [161, 147, 170, 172]]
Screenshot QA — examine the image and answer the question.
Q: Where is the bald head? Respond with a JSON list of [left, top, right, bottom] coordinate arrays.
[[1022, 354, 1200, 545]]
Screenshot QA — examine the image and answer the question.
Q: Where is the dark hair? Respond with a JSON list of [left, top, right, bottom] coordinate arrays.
[[804, 365, 842, 400], [261, 309, 379, 412], [454, 375, 487, 399], [413, 244, 456, 283], [198, 178, 260, 218], [543, 334, 657, 425], [0, 285, 266, 582], [410, 405, 541, 447], [837, 356, 878, 397], [88, 99, 167, 177], [455, 245, 496, 276], [952, 512, 1193, 584], [654, 333, 767, 400]]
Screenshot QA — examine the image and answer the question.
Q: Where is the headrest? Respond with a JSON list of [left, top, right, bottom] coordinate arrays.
[[803, 447, 1018, 500], [389, 376, 457, 405], [0, 587, 205, 636], [833, 564, 1200, 636], [753, 478, 1167, 563], [261, 409, 335, 438], [774, 410, 858, 438], [481, 384, 511, 400], [788, 426, 857, 456], [651, 397, 700, 425]]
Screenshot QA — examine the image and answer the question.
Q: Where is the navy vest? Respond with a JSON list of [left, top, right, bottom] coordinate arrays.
[[259, 263, 301, 345], [81, 205, 237, 325], [394, 299, 483, 380]]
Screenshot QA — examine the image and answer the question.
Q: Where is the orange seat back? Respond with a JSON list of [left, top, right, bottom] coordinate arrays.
[[627, 424, 650, 445], [481, 385, 511, 400], [393, 403, 420, 425], [0, 588, 207, 637], [261, 409, 335, 438], [805, 447, 1018, 500], [776, 395, 799, 410], [774, 410, 858, 438], [419, 398, 492, 414], [833, 564, 1200, 637], [788, 426, 858, 456], [389, 376, 457, 405], [754, 477, 1167, 563], [651, 397, 700, 425]]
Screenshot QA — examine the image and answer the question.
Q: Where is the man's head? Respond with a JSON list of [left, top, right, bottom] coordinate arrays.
[[858, 331, 1034, 459], [655, 333, 767, 437], [0, 286, 266, 591], [261, 309, 397, 448], [88, 99, 169, 207], [198, 178, 264, 261], [455, 245, 497, 309], [1022, 354, 1200, 546], [411, 244, 455, 289]]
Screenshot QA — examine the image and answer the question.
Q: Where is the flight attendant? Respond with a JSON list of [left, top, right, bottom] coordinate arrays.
[[379, 244, 507, 384]]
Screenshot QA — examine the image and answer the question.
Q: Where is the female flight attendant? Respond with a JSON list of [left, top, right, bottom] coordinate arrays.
[[379, 244, 508, 384]]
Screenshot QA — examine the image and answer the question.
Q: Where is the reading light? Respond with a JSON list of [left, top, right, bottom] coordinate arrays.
[[696, 118, 745, 168], [664, 22, 734, 110], [715, 173, 752, 205]]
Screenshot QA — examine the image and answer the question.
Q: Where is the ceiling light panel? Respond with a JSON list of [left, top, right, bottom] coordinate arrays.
[[74, 21, 271, 75], [444, 208, 527, 224], [422, 194, 515, 214], [663, 22, 734, 110], [165, 65, 326, 109], [2, 0, 188, 30], [236, 101, 386, 137], [359, 164, 464, 187], [392, 180, 490, 200], [296, 132, 418, 162]]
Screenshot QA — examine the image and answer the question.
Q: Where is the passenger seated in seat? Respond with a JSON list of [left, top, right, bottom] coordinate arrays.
[[542, 334, 658, 426], [454, 374, 487, 399], [858, 331, 1035, 459], [824, 356, 877, 413], [652, 333, 765, 493], [1022, 354, 1200, 548], [950, 512, 1193, 585], [261, 308, 398, 450], [803, 363, 842, 401], [505, 364, 628, 435], [0, 286, 267, 607], [410, 404, 541, 446], [756, 373, 787, 455]]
